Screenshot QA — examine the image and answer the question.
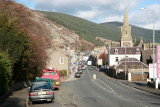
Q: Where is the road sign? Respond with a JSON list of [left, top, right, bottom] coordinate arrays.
[[98, 59, 102, 65], [149, 63, 157, 78], [157, 45, 160, 78]]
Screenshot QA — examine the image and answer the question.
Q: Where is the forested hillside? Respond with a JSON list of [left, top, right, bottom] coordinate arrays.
[[39, 11, 160, 44]]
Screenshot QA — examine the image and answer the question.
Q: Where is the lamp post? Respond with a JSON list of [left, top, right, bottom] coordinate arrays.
[[141, 8, 155, 63], [141, 8, 158, 89]]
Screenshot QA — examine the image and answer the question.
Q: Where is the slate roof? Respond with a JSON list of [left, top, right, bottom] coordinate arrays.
[[141, 50, 152, 65], [119, 57, 139, 62], [115, 58, 149, 69], [109, 47, 142, 54]]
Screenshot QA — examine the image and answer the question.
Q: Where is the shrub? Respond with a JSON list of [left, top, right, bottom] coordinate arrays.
[[0, 52, 12, 95], [59, 70, 67, 77]]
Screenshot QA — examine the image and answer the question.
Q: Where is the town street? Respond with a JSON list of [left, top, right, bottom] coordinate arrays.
[[1, 68, 160, 107], [30, 67, 160, 107]]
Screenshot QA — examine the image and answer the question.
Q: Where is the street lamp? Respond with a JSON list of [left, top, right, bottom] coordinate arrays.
[[141, 8, 155, 64], [141, 8, 158, 89]]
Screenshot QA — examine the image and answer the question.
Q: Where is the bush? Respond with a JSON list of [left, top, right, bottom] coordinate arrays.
[[59, 70, 67, 77], [0, 52, 12, 95]]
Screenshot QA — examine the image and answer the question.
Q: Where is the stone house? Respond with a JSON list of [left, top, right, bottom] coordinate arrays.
[[108, 47, 142, 67], [92, 46, 108, 61], [46, 47, 69, 77], [141, 50, 152, 65], [115, 58, 149, 81]]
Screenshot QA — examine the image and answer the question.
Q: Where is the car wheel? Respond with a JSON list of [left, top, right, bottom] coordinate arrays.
[[50, 100, 55, 103], [27, 98, 32, 105]]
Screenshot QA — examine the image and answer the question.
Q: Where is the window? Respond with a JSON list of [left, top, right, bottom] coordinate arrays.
[[114, 48, 118, 54], [44, 72, 50, 76], [51, 72, 58, 75], [60, 57, 64, 64], [136, 48, 140, 53], [126, 31, 127, 34], [116, 57, 119, 62]]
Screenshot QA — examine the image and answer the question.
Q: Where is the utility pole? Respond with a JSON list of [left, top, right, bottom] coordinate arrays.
[[125, 46, 126, 80]]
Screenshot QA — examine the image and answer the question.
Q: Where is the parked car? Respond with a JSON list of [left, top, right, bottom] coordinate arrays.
[[41, 67, 60, 89], [35, 78, 54, 88], [28, 82, 55, 103], [99, 67, 106, 72], [89, 66, 94, 70], [78, 69, 83, 74], [75, 72, 81, 78], [82, 66, 86, 70], [84, 65, 87, 68]]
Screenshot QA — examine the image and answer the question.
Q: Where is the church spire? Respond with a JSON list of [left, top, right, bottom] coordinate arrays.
[[123, 8, 129, 27], [140, 37, 143, 42], [120, 8, 133, 47]]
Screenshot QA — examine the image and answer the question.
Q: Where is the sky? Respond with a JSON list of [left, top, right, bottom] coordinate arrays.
[[15, 0, 160, 30]]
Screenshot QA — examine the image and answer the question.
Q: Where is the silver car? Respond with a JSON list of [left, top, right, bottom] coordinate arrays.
[[28, 82, 55, 103], [75, 72, 81, 78]]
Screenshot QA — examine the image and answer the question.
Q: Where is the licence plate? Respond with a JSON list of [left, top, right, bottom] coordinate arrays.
[[38, 92, 46, 95], [47, 99, 51, 101], [56, 82, 59, 85]]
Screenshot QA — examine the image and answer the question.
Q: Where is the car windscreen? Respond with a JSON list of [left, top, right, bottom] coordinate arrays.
[[32, 84, 51, 90], [51, 72, 58, 75], [36, 79, 50, 83], [44, 72, 50, 76]]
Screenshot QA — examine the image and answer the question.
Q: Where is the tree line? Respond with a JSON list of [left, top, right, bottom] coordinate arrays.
[[0, 0, 47, 95]]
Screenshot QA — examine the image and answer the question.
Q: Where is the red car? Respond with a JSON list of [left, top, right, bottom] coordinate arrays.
[[41, 67, 60, 89]]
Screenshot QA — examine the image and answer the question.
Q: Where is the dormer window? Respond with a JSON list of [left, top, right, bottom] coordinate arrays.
[[136, 48, 140, 53], [114, 48, 118, 54]]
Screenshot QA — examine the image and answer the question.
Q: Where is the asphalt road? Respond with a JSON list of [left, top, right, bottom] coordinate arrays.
[[87, 68, 160, 107], [2, 68, 160, 107]]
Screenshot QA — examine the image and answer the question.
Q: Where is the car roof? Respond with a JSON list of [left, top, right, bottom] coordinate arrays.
[[32, 81, 49, 85], [35, 78, 51, 81]]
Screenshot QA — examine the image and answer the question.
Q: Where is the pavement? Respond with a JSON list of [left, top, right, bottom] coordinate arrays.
[[63, 71, 77, 82], [99, 72, 160, 96], [1, 70, 160, 107]]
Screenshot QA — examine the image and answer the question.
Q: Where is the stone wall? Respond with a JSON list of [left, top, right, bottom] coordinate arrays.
[[0, 80, 31, 104], [131, 74, 148, 81]]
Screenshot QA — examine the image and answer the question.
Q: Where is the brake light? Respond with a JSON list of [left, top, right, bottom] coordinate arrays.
[[29, 93, 34, 96], [50, 91, 54, 95]]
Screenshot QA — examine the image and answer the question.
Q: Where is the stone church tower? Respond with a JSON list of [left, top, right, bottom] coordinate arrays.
[[120, 9, 133, 47]]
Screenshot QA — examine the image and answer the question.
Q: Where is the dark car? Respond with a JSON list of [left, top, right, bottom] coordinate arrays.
[[89, 66, 94, 70], [35, 78, 54, 88], [99, 67, 106, 72], [78, 69, 83, 74], [28, 82, 55, 103], [75, 72, 81, 78]]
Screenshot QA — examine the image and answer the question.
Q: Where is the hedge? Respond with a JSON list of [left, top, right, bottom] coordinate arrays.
[[59, 70, 67, 77]]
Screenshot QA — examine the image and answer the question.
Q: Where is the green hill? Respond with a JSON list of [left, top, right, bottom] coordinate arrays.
[[101, 22, 160, 43], [38, 11, 160, 45]]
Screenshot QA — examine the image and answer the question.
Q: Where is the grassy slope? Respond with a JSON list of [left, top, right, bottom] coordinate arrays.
[[38, 11, 160, 45], [101, 22, 160, 43]]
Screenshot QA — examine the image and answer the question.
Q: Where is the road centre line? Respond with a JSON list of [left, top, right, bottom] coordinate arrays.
[[87, 69, 112, 92], [86, 69, 148, 107]]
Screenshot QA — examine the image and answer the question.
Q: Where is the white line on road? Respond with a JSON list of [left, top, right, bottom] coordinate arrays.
[[86, 69, 149, 107]]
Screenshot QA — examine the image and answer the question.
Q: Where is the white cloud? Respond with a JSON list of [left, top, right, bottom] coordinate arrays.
[[31, 0, 141, 18], [100, 16, 123, 23], [76, 10, 98, 19], [128, 4, 160, 30], [28, 0, 160, 29]]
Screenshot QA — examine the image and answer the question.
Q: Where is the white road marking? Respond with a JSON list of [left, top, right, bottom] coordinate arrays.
[[86, 68, 149, 107]]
